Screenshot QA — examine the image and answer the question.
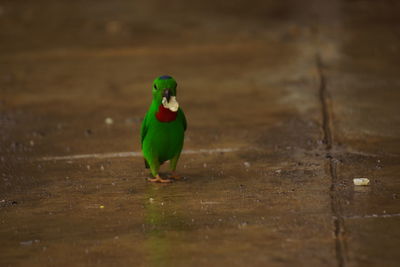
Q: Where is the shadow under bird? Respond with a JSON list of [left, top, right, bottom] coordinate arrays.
[[140, 75, 187, 183]]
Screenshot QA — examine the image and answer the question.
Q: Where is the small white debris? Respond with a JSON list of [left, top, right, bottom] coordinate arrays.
[[200, 201, 220, 205], [100, 165, 104, 171], [149, 198, 154, 203], [275, 169, 282, 174], [20, 240, 40, 246], [105, 117, 114, 125], [353, 178, 370, 186], [162, 96, 179, 112], [203, 163, 207, 168], [244, 162, 251, 168], [29, 140, 35, 146], [20, 240, 32, 246], [238, 222, 248, 229], [86, 165, 91, 170]]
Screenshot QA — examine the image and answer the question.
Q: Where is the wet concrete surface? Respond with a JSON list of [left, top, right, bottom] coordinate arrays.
[[1, 0, 399, 266]]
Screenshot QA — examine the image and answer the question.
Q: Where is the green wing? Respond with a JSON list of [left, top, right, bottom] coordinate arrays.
[[140, 112, 149, 146], [178, 108, 187, 131]]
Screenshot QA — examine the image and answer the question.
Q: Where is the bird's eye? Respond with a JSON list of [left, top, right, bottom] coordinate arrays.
[[154, 84, 157, 90]]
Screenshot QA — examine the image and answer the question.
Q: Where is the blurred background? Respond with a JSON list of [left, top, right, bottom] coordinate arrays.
[[1, 0, 400, 266]]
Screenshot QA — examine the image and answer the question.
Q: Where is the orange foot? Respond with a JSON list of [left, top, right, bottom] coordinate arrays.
[[148, 174, 172, 183], [169, 172, 183, 180]]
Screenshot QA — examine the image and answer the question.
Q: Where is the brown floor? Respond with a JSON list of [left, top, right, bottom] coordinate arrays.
[[1, 0, 399, 266]]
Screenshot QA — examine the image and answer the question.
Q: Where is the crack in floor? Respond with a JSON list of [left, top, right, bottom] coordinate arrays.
[[316, 53, 348, 267]]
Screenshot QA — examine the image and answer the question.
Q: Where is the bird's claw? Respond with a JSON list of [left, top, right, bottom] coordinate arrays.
[[147, 175, 172, 183]]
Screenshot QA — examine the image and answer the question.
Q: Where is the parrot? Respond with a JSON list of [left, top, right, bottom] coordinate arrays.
[[140, 75, 187, 183]]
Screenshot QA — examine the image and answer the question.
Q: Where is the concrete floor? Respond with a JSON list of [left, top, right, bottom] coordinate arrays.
[[1, 0, 399, 266]]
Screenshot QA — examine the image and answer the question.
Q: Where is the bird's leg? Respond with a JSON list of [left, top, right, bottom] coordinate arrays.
[[147, 159, 172, 183], [169, 154, 182, 180]]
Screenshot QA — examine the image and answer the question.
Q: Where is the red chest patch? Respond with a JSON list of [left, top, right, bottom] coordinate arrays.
[[156, 105, 177, 122]]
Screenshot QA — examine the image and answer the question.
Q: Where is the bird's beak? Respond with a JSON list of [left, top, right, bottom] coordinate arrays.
[[163, 89, 171, 102]]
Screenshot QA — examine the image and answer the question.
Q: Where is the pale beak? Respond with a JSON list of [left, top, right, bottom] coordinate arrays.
[[163, 89, 171, 102]]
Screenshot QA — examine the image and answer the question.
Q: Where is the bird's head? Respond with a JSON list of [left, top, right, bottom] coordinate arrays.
[[152, 75, 179, 112]]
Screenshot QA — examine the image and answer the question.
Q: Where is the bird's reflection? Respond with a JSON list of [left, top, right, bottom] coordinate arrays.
[[144, 185, 169, 266]]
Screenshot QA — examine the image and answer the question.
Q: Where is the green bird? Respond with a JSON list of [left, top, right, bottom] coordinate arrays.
[[140, 75, 187, 183]]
